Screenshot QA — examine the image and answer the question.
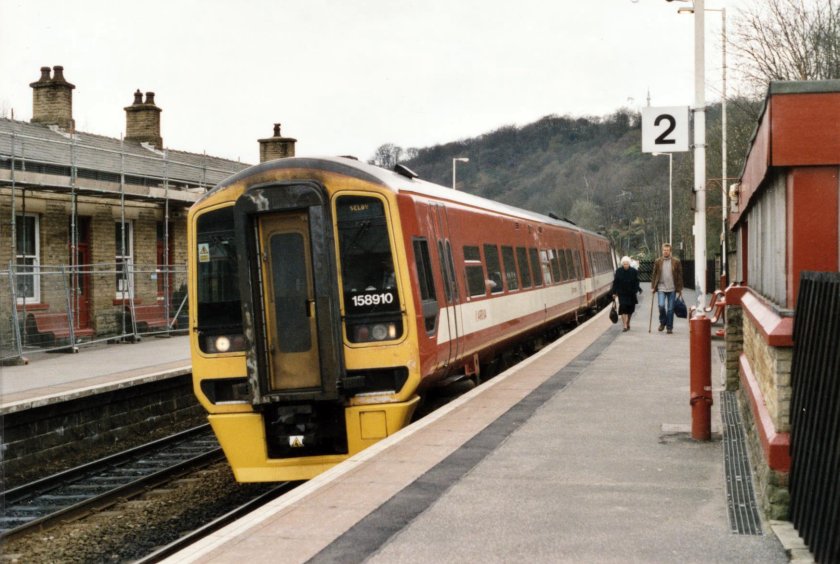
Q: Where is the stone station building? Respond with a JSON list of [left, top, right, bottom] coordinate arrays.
[[1, 66, 296, 360]]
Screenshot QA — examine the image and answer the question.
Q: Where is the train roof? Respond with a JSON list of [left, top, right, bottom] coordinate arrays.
[[205, 156, 608, 241]]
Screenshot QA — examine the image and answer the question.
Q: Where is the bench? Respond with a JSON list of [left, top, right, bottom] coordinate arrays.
[[125, 304, 177, 333], [702, 289, 727, 337], [704, 290, 726, 324], [25, 312, 94, 346]]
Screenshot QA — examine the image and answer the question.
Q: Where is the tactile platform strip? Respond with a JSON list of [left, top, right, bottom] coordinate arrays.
[[721, 391, 763, 535]]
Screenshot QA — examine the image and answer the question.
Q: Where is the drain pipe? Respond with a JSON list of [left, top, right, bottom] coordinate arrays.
[[689, 309, 713, 440]]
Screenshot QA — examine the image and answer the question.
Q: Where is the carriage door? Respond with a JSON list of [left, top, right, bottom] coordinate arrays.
[[431, 204, 462, 369], [258, 212, 321, 391]]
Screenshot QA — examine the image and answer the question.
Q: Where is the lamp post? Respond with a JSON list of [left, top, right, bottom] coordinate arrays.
[[679, 3, 727, 289], [652, 152, 673, 245], [452, 157, 469, 190], [667, 0, 706, 305]]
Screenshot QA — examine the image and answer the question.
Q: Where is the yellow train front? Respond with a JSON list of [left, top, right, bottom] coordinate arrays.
[[188, 156, 614, 482], [188, 158, 422, 482]]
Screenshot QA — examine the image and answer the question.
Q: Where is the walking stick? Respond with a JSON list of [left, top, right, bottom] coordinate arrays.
[[648, 290, 655, 333]]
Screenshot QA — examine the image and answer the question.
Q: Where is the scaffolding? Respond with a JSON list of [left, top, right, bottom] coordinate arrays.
[[0, 123, 247, 361]]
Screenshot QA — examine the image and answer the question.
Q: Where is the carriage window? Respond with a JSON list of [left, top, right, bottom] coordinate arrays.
[[539, 250, 552, 285], [516, 247, 532, 288], [464, 245, 486, 297], [445, 241, 459, 300], [549, 249, 561, 283], [413, 238, 438, 334], [529, 248, 542, 287], [573, 251, 583, 279], [558, 249, 569, 281], [502, 246, 518, 291], [483, 244, 504, 294], [565, 249, 574, 280]]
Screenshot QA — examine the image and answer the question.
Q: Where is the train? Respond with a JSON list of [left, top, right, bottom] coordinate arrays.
[[187, 156, 614, 482]]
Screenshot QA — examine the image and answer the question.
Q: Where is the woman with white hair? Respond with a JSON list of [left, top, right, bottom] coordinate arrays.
[[610, 255, 642, 331]]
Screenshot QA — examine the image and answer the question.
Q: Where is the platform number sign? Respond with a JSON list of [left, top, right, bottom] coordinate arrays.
[[641, 106, 689, 153]]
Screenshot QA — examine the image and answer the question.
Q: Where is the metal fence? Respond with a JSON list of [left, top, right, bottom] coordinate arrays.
[[1, 263, 188, 361], [789, 271, 840, 563]]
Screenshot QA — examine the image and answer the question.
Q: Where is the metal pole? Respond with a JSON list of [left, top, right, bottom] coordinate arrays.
[[9, 261, 23, 359], [164, 149, 170, 331], [70, 131, 79, 328], [693, 0, 707, 307], [452, 159, 457, 190], [668, 153, 673, 245], [721, 7, 728, 284], [120, 135, 128, 337], [10, 130, 16, 275]]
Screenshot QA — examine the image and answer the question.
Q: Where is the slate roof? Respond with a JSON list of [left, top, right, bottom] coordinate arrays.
[[0, 118, 251, 189]]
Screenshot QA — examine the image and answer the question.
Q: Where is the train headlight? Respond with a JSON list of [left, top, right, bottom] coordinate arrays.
[[371, 324, 388, 341], [204, 334, 247, 354], [350, 321, 401, 343]]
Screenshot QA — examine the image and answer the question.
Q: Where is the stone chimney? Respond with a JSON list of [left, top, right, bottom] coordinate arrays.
[[30, 65, 76, 130], [124, 90, 163, 149], [259, 123, 297, 162]]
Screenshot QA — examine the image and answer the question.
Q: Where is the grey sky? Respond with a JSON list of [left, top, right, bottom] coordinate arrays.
[[1, 0, 739, 164]]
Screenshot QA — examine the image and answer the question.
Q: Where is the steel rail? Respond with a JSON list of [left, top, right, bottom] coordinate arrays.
[[0, 425, 221, 539]]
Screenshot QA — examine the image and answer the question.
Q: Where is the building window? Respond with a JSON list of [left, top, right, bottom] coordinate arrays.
[[115, 221, 134, 298], [15, 214, 40, 303]]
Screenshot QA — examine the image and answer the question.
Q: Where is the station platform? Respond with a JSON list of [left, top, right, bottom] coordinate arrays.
[[165, 291, 792, 563], [0, 335, 190, 414]]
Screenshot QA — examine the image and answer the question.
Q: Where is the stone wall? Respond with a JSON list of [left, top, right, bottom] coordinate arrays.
[[0, 374, 204, 489], [724, 288, 793, 521], [737, 387, 790, 520], [742, 319, 794, 433], [724, 306, 743, 391]]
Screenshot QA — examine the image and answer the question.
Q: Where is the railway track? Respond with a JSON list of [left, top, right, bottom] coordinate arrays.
[[136, 481, 296, 563], [0, 425, 222, 539]]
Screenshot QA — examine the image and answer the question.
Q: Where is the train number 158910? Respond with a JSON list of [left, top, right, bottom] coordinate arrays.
[[350, 292, 394, 307]]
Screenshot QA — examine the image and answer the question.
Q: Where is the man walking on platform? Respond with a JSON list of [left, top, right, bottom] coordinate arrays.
[[651, 243, 683, 334]]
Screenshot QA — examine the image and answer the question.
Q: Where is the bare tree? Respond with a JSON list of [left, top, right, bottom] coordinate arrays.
[[731, 0, 840, 92], [368, 143, 404, 169]]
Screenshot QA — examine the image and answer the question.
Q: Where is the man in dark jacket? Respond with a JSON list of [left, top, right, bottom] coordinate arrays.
[[650, 243, 683, 334]]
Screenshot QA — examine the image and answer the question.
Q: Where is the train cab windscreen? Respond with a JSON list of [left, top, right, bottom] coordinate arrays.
[[336, 196, 403, 343], [195, 206, 245, 353]]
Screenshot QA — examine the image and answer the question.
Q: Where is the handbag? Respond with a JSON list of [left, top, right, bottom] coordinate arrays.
[[609, 302, 619, 324], [674, 295, 688, 319]]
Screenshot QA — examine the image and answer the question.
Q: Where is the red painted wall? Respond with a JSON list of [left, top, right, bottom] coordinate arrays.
[[772, 93, 840, 166], [786, 167, 840, 306]]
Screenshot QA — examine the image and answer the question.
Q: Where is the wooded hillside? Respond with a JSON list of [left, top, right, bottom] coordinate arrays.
[[372, 99, 762, 261]]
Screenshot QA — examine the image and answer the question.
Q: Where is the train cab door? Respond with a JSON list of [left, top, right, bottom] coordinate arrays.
[[430, 204, 463, 370], [234, 181, 343, 404], [257, 213, 321, 391]]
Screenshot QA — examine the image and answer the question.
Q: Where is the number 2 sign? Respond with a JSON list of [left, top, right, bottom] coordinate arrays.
[[641, 106, 689, 153]]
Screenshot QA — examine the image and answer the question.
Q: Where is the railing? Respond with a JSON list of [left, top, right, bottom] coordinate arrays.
[[789, 271, 840, 563], [1, 263, 188, 361]]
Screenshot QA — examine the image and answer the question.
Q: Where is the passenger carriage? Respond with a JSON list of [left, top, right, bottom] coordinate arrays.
[[188, 157, 613, 481]]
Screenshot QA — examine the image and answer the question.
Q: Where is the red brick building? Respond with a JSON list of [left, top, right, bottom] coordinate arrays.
[[724, 80, 840, 520]]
